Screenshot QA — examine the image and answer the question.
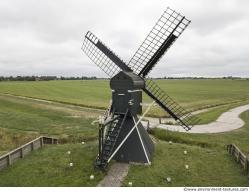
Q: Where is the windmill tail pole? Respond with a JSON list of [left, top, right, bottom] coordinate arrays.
[[107, 101, 155, 163]]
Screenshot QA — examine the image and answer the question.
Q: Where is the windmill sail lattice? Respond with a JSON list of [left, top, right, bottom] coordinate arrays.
[[144, 79, 199, 130], [128, 7, 190, 77], [82, 31, 122, 78]]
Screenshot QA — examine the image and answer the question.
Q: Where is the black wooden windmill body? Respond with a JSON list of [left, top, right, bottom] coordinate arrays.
[[82, 7, 199, 170]]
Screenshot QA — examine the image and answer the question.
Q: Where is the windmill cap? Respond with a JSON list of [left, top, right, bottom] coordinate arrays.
[[110, 71, 145, 90]]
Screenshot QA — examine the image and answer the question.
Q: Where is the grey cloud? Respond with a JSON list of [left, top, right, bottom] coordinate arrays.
[[0, 0, 248, 77]]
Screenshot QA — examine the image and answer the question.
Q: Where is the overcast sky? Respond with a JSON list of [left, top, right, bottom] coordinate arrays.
[[0, 0, 248, 77]]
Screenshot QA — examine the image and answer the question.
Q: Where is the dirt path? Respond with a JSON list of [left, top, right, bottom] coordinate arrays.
[[97, 163, 129, 187], [154, 104, 249, 133]]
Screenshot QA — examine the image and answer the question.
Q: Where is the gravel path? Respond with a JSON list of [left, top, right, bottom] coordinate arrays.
[[152, 104, 249, 133], [97, 163, 129, 187]]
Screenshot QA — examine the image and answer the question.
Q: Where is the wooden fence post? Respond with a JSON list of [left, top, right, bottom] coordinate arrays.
[[237, 152, 240, 162], [247, 159, 249, 177], [40, 137, 44, 148], [20, 148, 24, 158], [245, 159, 248, 174], [31, 142, 34, 151], [8, 154, 11, 166]]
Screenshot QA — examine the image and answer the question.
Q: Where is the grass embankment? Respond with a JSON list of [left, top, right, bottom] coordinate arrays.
[[0, 95, 98, 154], [0, 79, 248, 117], [0, 142, 104, 186], [0, 129, 37, 156]]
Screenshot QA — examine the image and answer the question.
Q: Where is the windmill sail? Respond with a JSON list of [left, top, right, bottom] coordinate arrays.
[[128, 7, 190, 77], [82, 31, 127, 78], [144, 79, 199, 130]]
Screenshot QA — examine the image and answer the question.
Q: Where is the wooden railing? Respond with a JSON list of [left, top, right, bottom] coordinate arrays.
[[0, 136, 58, 171], [227, 144, 249, 176]]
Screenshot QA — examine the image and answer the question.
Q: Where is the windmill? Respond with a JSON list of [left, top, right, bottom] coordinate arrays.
[[81, 7, 199, 170]]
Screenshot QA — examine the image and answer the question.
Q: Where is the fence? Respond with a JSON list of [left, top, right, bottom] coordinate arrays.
[[0, 136, 58, 171], [227, 144, 249, 176]]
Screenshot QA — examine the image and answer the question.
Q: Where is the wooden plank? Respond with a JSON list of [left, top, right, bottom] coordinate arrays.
[[23, 144, 32, 156], [10, 150, 21, 163], [0, 156, 8, 170], [239, 154, 246, 166], [43, 137, 52, 144], [33, 140, 41, 150]]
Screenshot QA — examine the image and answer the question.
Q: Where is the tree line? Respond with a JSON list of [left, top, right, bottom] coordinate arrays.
[[0, 76, 98, 81], [0, 76, 247, 81]]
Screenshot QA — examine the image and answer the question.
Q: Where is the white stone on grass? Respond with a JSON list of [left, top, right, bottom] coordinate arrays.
[[82, 141, 85, 145], [185, 164, 189, 169], [67, 151, 71, 155], [69, 162, 73, 167], [128, 182, 133, 187], [90, 175, 94, 180], [169, 141, 172, 145], [184, 150, 187, 155], [166, 177, 171, 183]]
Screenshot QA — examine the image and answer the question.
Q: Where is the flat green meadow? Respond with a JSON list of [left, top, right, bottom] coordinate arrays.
[[0, 79, 248, 116]]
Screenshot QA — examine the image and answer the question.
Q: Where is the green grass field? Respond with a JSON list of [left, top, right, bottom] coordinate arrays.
[[123, 110, 249, 186], [0, 79, 248, 116], [0, 79, 249, 186], [123, 141, 249, 186], [0, 142, 104, 186]]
